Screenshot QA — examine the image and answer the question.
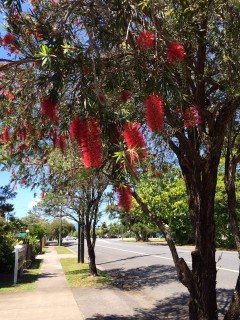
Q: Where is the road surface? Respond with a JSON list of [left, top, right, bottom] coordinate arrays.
[[66, 239, 239, 319]]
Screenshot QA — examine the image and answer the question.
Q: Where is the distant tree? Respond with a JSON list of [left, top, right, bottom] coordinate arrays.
[[0, 219, 16, 272], [8, 216, 27, 233], [99, 221, 108, 236], [0, 185, 16, 220], [48, 219, 75, 240]]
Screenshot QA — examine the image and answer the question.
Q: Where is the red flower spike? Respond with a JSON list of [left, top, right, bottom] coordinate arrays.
[[2, 34, 13, 45], [114, 185, 132, 212], [78, 117, 102, 168], [20, 177, 26, 185], [182, 106, 202, 128], [56, 134, 66, 152], [167, 41, 185, 64], [41, 191, 45, 199], [145, 93, 164, 131], [122, 122, 146, 160], [136, 31, 154, 49], [69, 115, 82, 141], [2, 126, 10, 142], [40, 97, 58, 123]]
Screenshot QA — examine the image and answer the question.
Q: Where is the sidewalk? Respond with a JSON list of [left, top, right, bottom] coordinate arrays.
[[0, 246, 85, 320]]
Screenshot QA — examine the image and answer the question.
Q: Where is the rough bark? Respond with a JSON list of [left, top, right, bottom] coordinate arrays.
[[133, 149, 220, 320], [85, 210, 98, 276], [224, 138, 240, 320]]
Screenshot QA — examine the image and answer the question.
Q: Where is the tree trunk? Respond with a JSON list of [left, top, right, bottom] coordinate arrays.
[[133, 163, 219, 319], [224, 271, 240, 320], [185, 164, 218, 320], [85, 211, 98, 276], [224, 142, 240, 319]]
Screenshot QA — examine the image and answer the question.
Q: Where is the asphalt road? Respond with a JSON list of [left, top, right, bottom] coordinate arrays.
[[67, 239, 239, 319]]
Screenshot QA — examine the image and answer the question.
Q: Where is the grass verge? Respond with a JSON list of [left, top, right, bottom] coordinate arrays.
[[0, 258, 43, 293], [55, 246, 73, 254], [59, 258, 112, 288]]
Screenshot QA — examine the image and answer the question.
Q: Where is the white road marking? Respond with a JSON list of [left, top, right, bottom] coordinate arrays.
[[97, 245, 239, 273]]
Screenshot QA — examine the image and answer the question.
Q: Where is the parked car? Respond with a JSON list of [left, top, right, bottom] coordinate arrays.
[[64, 236, 77, 241]]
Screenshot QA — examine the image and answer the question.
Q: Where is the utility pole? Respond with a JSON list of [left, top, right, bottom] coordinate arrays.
[[59, 208, 62, 246], [78, 218, 84, 263]]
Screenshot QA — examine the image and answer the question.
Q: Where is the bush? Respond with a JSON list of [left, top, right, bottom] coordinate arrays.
[[0, 219, 16, 272]]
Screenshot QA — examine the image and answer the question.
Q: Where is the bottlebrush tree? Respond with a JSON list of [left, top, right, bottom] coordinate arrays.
[[0, 1, 240, 319]]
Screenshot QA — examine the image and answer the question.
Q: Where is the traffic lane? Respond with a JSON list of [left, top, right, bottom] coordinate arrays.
[[94, 241, 239, 289], [96, 240, 239, 273], [69, 240, 239, 289], [69, 241, 236, 316], [69, 241, 236, 317]]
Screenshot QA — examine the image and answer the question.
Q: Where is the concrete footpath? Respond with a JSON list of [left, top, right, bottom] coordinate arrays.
[[0, 246, 85, 320]]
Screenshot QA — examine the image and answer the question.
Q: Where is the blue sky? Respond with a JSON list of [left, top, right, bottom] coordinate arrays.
[[0, 170, 41, 219]]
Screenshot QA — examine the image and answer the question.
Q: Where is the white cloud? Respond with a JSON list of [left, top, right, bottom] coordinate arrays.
[[28, 196, 41, 209]]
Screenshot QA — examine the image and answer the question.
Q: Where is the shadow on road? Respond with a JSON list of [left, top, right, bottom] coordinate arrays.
[[102, 264, 178, 291]]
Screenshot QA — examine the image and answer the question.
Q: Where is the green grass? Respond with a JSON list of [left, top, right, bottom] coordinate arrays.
[[55, 246, 73, 254], [59, 258, 112, 288], [0, 258, 43, 293]]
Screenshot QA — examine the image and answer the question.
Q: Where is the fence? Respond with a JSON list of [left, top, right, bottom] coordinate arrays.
[[13, 244, 27, 284]]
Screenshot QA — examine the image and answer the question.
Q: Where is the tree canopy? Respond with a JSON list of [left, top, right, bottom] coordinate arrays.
[[1, 1, 240, 319]]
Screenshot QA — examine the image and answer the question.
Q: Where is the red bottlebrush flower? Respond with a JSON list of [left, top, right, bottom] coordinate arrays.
[[17, 126, 27, 141], [114, 185, 132, 211], [120, 90, 131, 103], [145, 93, 164, 131], [182, 106, 201, 128], [8, 146, 13, 155], [122, 122, 146, 160], [2, 89, 9, 96], [41, 191, 45, 198], [2, 34, 13, 45], [167, 41, 185, 64], [20, 177, 26, 185], [2, 126, 10, 142], [56, 134, 66, 152], [51, 130, 58, 146], [78, 117, 102, 168], [40, 97, 58, 123], [136, 31, 154, 49], [69, 115, 82, 141]]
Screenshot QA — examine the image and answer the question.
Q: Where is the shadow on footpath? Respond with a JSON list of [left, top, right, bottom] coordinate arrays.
[[85, 289, 234, 320], [101, 264, 178, 291], [86, 293, 189, 320]]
